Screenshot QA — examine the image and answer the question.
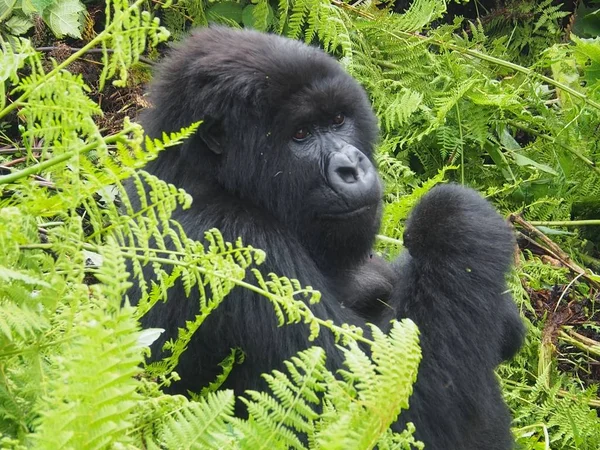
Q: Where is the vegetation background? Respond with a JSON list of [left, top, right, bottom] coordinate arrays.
[[0, 0, 599, 448]]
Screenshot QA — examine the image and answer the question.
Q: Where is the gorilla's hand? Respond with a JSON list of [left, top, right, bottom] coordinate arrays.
[[403, 183, 514, 268], [339, 255, 395, 322]]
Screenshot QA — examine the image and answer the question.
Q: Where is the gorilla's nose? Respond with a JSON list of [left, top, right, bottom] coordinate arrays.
[[327, 146, 379, 201]]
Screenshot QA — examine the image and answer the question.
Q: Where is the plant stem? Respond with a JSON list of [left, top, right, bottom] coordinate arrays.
[[0, 129, 131, 185], [530, 220, 600, 227], [19, 241, 374, 346], [0, 0, 147, 120], [376, 234, 403, 246]]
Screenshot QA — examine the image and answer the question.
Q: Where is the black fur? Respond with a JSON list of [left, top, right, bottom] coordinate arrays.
[[133, 27, 525, 449]]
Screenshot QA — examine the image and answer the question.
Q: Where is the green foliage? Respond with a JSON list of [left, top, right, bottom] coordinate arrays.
[[0, 0, 86, 37], [154, 321, 421, 450], [0, 4, 423, 449]]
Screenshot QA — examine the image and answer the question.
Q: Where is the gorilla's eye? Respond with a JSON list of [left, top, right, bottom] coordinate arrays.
[[332, 113, 345, 126], [293, 127, 311, 141]]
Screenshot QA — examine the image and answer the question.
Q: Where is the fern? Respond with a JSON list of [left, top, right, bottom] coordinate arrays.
[[159, 390, 237, 449], [100, 0, 170, 88], [280, 0, 352, 57], [30, 305, 142, 449], [155, 319, 422, 450]]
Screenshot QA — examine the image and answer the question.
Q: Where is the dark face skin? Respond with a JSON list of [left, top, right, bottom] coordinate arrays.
[[289, 114, 382, 217], [282, 114, 383, 270], [198, 110, 383, 272]]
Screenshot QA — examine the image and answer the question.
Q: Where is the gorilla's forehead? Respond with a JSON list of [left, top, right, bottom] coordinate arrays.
[[277, 76, 366, 124], [182, 27, 368, 113]]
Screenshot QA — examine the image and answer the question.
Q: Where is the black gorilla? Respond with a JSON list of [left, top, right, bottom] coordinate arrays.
[[135, 27, 525, 449]]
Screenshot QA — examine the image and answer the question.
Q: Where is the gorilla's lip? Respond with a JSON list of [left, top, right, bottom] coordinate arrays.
[[319, 204, 376, 219]]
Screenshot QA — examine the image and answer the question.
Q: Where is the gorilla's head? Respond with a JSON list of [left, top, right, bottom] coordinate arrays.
[[141, 27, 382, 269]]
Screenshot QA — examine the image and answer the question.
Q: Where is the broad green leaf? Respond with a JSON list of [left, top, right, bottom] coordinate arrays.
[[242, 1, 273, 31], [5, 14, 32, 35], [206, 1, 244, 24], [0, 37, 31, 82], [498, 126, 521, 151], [29, 0, 53, 13], [572, 36, 600, 89], [21, 0, 39, 15], [0, 0, 17, 20], [512, 153, 558, 176], [42, 0, 85, 38], [242, 4, 256, 28], [485, 141, 515, 181]]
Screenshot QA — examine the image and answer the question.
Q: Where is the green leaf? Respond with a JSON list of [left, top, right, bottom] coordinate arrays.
[[242, 4, 256, 28], [572, 36, 600, 89], [242, 1, 273, 31], [485, 141, 515, 181], [498, 126, 521, 151], [206, 1, 244, 24], [0, 266, 51, 287], [0, 0, 17, 20], [512, 153, 558, 175], [29, 0, 52, 13], [42, 0, 85, 38], [5, 14, 32, 35]]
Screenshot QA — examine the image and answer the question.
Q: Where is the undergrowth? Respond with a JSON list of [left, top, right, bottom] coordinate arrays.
[[0, 0, 599, 448]]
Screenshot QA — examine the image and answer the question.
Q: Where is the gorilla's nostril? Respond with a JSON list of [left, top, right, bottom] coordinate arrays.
[[336, 166, 359, 183]]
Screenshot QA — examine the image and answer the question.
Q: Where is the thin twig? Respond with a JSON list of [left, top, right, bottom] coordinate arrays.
[[36, 46, 155, 66], [509, 214, 600, 289], [530, 220, 600, 227]]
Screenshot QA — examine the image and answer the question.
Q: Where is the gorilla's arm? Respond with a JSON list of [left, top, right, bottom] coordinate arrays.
[[389, 184, 525, 448], [396, 183, 524, 361], [334, 255, 396, 322], [499, 292, 526, 361]]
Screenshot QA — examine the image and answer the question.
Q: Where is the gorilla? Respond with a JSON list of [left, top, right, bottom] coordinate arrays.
[[134, 27, 525, 449]]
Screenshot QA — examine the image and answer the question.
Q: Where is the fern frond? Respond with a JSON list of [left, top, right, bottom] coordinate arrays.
[[30, 306, 143, 449], [316, 320, 422, 449], [99, 0, 170, 88], [0, 300, 47, 343], [377, 86, 423, 132], [393, 0, 446, 33], [159, 390, 237, 449], [0, 37, 36, 110]]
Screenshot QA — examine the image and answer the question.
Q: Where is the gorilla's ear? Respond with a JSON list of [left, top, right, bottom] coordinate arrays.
[[196, 117, 225, 155]]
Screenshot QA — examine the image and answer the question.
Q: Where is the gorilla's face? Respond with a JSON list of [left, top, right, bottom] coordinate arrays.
[[282, 111, 383, 262], [288, 114, 382, 218], [259, 76, 383, 268], [143, 27, 382, 268]]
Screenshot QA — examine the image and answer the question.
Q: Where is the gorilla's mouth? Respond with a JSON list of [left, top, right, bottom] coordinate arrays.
[[320, 204, 377, 219]]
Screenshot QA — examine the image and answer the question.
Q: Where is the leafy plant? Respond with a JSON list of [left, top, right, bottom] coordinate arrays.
[[0, 2, 424, 448], [0, 0, 86, 38]]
